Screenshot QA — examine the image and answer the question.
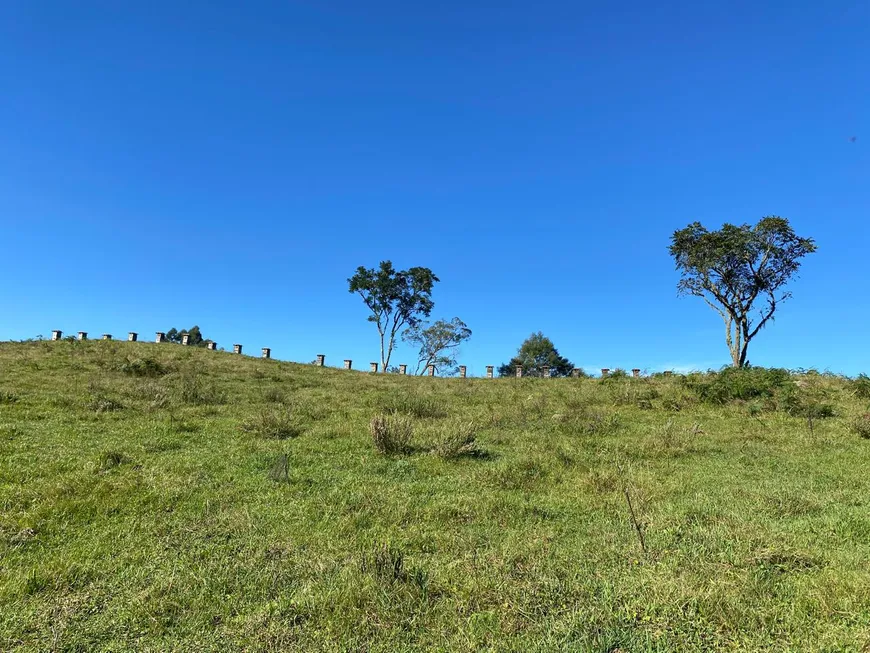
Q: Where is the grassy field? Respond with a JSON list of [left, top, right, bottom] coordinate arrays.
[[1, 339, 869, 651]]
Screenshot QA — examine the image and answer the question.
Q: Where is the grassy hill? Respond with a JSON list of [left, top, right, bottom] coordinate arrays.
[[1, 339, 869, 651]]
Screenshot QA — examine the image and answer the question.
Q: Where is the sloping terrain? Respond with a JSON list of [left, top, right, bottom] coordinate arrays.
[[1, 339, 869, 651]]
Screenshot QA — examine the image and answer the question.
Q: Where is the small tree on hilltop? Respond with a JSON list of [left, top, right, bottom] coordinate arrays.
[[669, 216, 816, 367], [165, 325, 209, 347], [498, 332, 574, 377], [403, 317, 472, 375], [348, 261, 439, 371]]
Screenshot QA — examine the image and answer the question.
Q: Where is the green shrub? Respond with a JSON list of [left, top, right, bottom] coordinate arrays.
[[852, 375, 870, 400], [370, 413, 413, 455], [120, 357, 167, 377], [431, 420, 482, 459], [380, 394, 446, 419], [262, 387, 287, 404], [568, 410, 621, 436], [241, 409, 302, 439], [179, 376, 227, 406], [850, 413, 870, 439], [683, 367, 794, 405], [601, 368, 630, 381], [779, 386, 835, 419]]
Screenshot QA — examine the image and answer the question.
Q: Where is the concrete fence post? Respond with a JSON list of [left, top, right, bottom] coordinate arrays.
[[632, 368, 641, 378], [102, 334, 112, 340], [459, 365, 467, 378], [315, 354, 325, 367], [128, 332, 137, 342], [262, 347, 271, 359], [486, 365, 494, 378], [399, 364, 407, 375], [233, 344, 242, 354], [601, 368, 610, 377], [370, 362, 378, 373], [181, 333, 190, 346], [427, 364, 435, 377], [541, 365, 550, 378], [51, 330, 62, 341], [78, 332, 87, 341], [516, 365, 523, 378], [344, 359, 352, 370], [571, 368, 581, 378], [155, 332, 166, 343], [207, 342, 217, 351]]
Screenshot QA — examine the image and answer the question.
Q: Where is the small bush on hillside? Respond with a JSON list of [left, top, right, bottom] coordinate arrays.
[[850, 413, 870, 439], [558, 409, 620, 436], [370, 413, 413, 455], [851, 375, 870, 400], [380, 394, 446, 419], [431, 420, 482, 459], [120, 357, 167, 378], [241, 409, 302, 439], [778, 384, 836, 420], [179, 375, 227, 406], [682, 367, 794, 405], [262, 387, 287, 404], [601, 369, 629, 382], [661, 398, 683, 412]]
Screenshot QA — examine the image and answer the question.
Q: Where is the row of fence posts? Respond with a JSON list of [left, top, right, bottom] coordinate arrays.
[[48, 330, 664, 378]]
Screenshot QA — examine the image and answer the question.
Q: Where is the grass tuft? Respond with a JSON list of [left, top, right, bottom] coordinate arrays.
[[241, 408, 303, 439], [370, 413, 413, 455]]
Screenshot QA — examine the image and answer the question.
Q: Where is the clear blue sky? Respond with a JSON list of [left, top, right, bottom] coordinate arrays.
[[2, 1, 868, 375]]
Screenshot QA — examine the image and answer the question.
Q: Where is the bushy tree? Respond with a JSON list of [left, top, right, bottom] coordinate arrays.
[[498, 332, 574, 377], [165, 325, 209, 347], [403, 317, 472, 375], [669, 217, 816, 367], [348, 261, 439, 371]]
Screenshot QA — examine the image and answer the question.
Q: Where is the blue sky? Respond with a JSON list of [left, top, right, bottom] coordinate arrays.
[[1, 1, 868, 375]]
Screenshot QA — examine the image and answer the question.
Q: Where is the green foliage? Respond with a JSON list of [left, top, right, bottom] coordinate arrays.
[[669, 217, 816, 367], [681, 367, 794, 404], [165, 325, 211, 347], [0, 390, 19, 404], [430, 420, 481, 459], [348, 260, 439, 370], [498, 332, 574, 377], [240, 408, 302, 439], [178, 374, 227, 405], [119, 356, 167, 377], [403, 317, 471, 375], [851, 374, 870, 399], [379, 393, 447, 419], [851, 413, 870, 438], [370, 413, 413, 455]]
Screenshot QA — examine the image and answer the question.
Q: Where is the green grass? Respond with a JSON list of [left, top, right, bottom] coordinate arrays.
[[1, 340, 869, 651]]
